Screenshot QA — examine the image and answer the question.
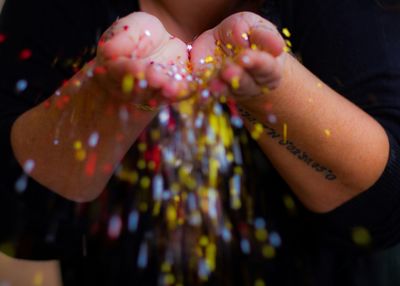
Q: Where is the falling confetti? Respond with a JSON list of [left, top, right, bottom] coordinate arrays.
[[41, 27, 285, 285], [19, 49, 32, 60], [0, 33, 6, 43]]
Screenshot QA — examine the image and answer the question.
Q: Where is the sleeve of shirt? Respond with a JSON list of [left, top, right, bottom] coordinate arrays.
[[286, 0, 400, 250], [0, 0, 105, 259]]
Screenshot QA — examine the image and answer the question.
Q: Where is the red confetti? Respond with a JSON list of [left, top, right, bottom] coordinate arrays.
[[94, 65, 107, 75], [0, 34, 6, 43], [85, 152, 97, 177], [148, 99, 158, 108], [19, 49, 32, 60], [123, 25, 129, 31], [151, 146, 162, 172], [227, 98, 239, 116], [43, 100, 51, 109]]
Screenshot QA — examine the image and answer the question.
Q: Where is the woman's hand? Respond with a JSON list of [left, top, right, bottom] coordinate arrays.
[[95, 12, 190, 108], [190, 12, 286, 102]]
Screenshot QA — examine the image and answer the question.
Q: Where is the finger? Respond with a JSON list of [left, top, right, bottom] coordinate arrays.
[[190, 30, 221, 71], [220, 61, 260, 98], [147, 62, 192, 99], [237, 50, 283, 89], [98, 12, 169, 61], [214, 12, 284, 58], [248, 24, 285, 57]]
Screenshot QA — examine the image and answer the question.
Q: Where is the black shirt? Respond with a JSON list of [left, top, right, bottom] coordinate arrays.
[[1, 0, 400, 285]]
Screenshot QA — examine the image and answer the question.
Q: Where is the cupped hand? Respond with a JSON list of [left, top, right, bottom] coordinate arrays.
[[95, 12, 190, 108], [190, 12, 286, 102]]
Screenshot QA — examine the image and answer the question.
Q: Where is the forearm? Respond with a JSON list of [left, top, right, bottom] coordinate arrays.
[[238, 54, 390, 213], [10, 61, 157, 202]]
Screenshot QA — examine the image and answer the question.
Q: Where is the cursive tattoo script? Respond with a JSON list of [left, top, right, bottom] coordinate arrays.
[[238, 107, 337, 181]]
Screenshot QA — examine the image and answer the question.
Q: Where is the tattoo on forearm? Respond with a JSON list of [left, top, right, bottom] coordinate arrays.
[[238, 107, 337, 181]]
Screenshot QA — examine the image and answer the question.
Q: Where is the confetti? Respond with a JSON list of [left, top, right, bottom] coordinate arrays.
[[19, 49, 32, 60], [240, 239, 251, 254], [137, 242, 149, 269], [33, 272, 43, 286], [324, 129, 331, 137], [254, 279, 266, 286], [230, 76, 240, 90], [352, 227, 371, 246], [128, 210, 139, 232], [84, 152, 97, 176], [241, 55, 251, 64], [88, 132, 100, 147], [45, 36, 284, 284], [15, 175, 28, 193], [0, 33, 6, 43], [144, 30, 151, 37], [122, 74, 134, 93], [15, 79, 28, 92], [108, 214, 122, 239], [241, 32, 249, 41], [282, 27, 291, 38], [267, 114, 277, 124], [283, 123, 288, 144]]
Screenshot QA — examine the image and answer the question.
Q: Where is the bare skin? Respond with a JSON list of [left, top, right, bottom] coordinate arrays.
[[11, 12, 189, 202], [11, 0, 390, 214], [189, 11, 389, 213]]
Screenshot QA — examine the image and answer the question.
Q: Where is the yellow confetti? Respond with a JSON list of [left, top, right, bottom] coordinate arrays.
[[140, 176, 151, 189], [204, 56, 214, 63], [261, 86, 270, 94], [161, 262, 172, 272], [166, 205, 177, 223], [75, 149, 86, 161], [199, 235, 209, 246], [231, 76, 240, 90], [262, 245, 276, 258], [33, 272, 43, 286], [250, 43, 258, 50], [254, 279, 266, 286], [324, 129, 331, 137], [234, 166, 243, 175], [164, 274, 176, 284], [152, 201, 161, 216], [150, 129, 161, 141], [73, 140, 82, 150], [122, 74, 134, 94], [139, 202, 148, 212], [209, 158, 220, 187], [255, 229, 268, 242], [251, 123, 264, 140], [352, 227, 372, 246], [148, 161, 156, 171], [137, 159, 146, 170], [283, 194, 296, 211], [283, 123, 288, 144], [282, 27, 291, 37], [138, 142, 147, 152], [226, 43, 233, 50]]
